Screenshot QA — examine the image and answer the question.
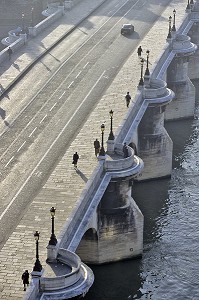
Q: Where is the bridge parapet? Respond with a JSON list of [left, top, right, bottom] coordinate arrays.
[[143, 78, 168, 98], [104, 144, 135, 171], [32, 249, 94, 300], [172, 34, 196, 54], [42, 2, 62, 17], [152, 35, 196, 81], [40, 249, 81, 291], [29, 7, 64, 37]]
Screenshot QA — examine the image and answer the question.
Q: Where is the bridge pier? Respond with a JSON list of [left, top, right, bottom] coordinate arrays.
[[166, 55, 195, 120], [165, 34, 196, 120], [125, 78, 173, 181], [137, 103, 173, 181], [76, 176, 143, 264]]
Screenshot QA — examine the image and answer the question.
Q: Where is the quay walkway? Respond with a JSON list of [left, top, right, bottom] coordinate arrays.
[[0, 0, 188, 299]]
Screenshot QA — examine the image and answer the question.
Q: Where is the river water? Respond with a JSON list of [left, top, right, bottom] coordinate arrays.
[[83, 80, 199, 300]]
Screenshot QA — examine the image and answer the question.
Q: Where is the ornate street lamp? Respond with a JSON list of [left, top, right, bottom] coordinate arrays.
[[99, 123, 105, 156], [33, 231, 42, 272], [108, 110, 114, 140], [172, 9, 176, 31], [145, 50, 150, 76], [49, 207, 57, 246], [167, 16, 172, 39], [139, 58, 144, 86]]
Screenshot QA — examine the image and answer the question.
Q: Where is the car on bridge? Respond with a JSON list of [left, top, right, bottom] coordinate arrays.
[[121, 24, 134, 35]]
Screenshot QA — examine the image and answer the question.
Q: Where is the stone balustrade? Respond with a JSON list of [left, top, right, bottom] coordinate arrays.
[[29, 7, 65, 37], [42, 2, 61, 17], [1, 28, 22, 46], [143, 78, 168, 98], [0, 35, 27, 64], [104, 144, 135, 171], [40, 249, 81, 291]]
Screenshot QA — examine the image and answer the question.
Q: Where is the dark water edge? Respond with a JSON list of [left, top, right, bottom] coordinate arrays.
[[83, 79, 199, 300]]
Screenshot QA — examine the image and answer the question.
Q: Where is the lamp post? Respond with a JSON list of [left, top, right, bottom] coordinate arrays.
[[99, 123, 105, 156], [33, 231, 42, 272], [108, 110, 114, 140], [172, 9, 176, 31], [145, 50, 150, 76], [22, 12, 25, 33], [31, 7, 34, 27], [139, 58, 144, 86], [167, 16, 172, 39], [49, 207, 57, 246]]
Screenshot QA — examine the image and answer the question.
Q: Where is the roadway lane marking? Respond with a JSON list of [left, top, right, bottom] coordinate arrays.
[[71, 43, 77, 50], [40, 114, 47, 123], [68, 81, 74, 89], [29, 127, 37, 137], [0, 70, 106, 221], [55, 119, 60, 126], [17, 141, 26, 152], [76, 71, 82, 78], [4, 156, 14, 168], [50, 102, 57, 111], [59, 91, 66, 99], [83, 62, 89, 69]]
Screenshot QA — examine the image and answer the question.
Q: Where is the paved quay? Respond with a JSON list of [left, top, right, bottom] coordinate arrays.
[[0, 0, 188, 299]]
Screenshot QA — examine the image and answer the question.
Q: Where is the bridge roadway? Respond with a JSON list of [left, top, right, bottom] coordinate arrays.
[[0, 0, 188, 299]]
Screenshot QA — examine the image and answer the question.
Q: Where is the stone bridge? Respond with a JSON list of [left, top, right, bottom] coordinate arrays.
[[23, 1, 199, 299]]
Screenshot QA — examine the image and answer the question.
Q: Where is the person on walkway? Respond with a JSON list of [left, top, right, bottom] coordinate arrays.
[[125, 92, 131, 108], [94, 139, 100, 156], [72, 152, 79, 169], [21, 270, 29, 291], [137, 46, 143, 58], [7, 47, 12, 61], [123, 142, 128, 158]]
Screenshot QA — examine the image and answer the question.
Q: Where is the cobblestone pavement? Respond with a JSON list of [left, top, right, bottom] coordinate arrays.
[[0, 0, 188, 299]]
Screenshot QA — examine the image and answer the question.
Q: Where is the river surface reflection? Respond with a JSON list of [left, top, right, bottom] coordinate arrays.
[[84, 80, 199, 300]]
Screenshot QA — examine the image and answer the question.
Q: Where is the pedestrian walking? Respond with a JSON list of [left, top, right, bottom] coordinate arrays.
[[123, 142, 128, 158], [7, 47, 13, 61], [125, 92, 131, 108], [137, 46, 143, 58], [94, 139, 100, 156], [72, 152, 79, 169], [21, 270, 29, 291]]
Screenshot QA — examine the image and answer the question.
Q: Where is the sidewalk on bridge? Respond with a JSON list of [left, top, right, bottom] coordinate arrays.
[[0, 0, 188, 299]]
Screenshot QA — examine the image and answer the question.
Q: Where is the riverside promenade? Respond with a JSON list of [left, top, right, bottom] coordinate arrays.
[[0, 0, 188, 299]]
